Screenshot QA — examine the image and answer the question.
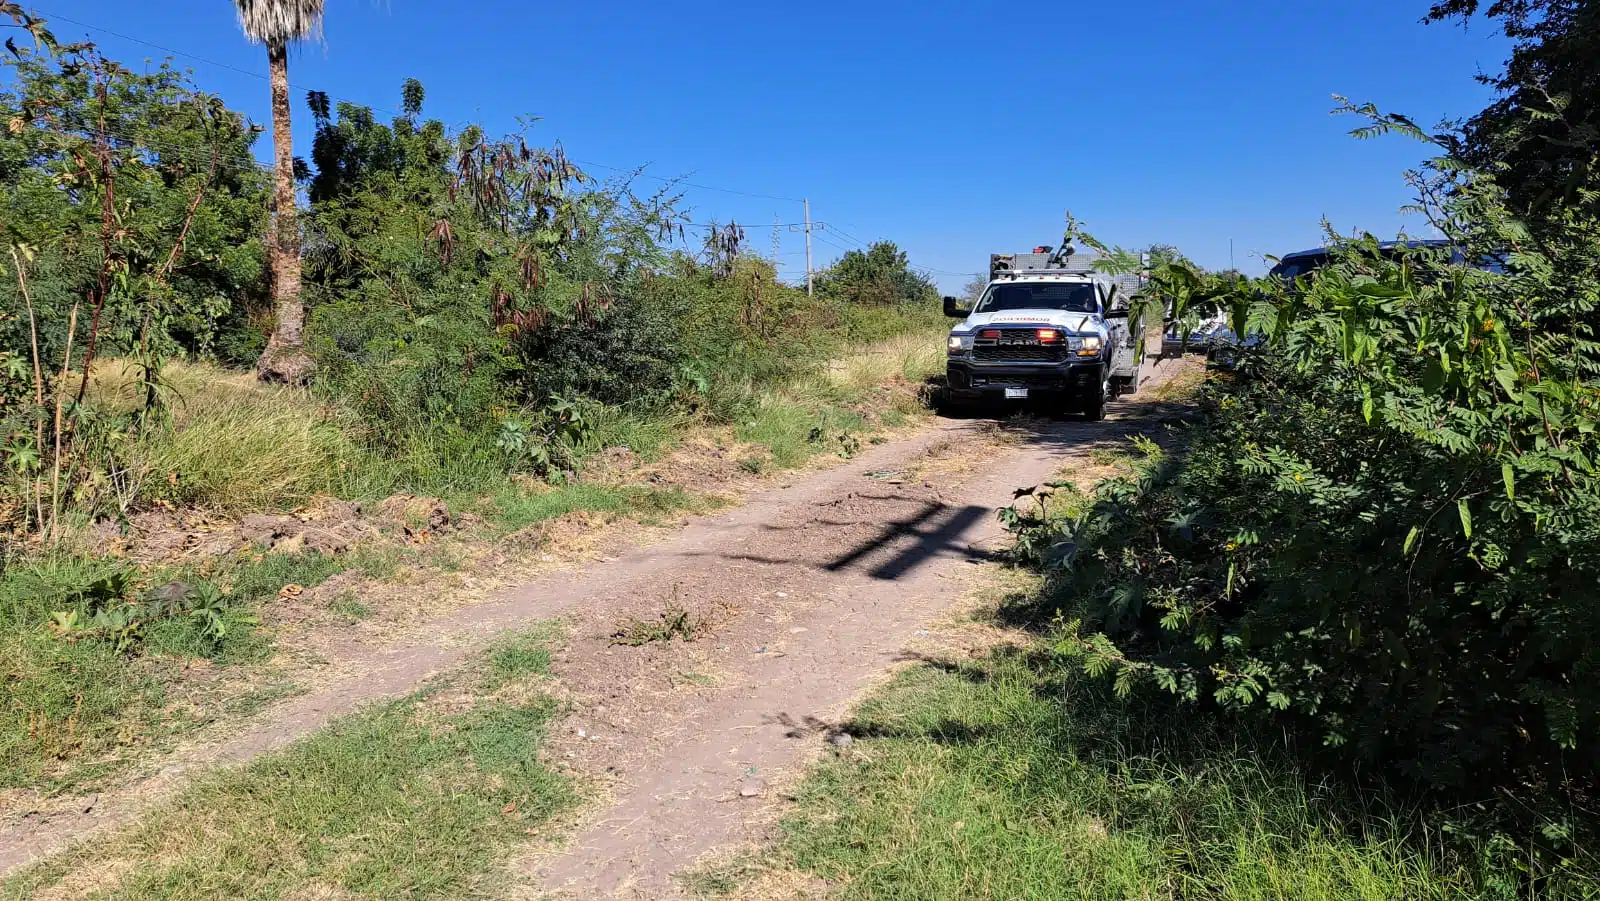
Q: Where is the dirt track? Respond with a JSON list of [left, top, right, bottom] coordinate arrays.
[[0, 358, 1199, 892], [530, 363, 1198, 898]]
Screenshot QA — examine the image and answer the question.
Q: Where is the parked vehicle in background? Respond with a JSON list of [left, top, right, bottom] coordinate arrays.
[[1204, 326, 1265, 369], [941, 245, 1142, 420], [1269, 239, 1507, 284], [1235, 239, 1507, 371], [1163, 318, 1228, 357]]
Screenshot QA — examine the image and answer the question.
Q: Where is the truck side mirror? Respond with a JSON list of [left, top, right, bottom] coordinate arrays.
[[1103, 308, 1130, 320], [942, 296, 970, 318]]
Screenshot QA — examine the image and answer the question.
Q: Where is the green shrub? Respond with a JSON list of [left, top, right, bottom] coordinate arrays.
[[1029, 126, 1600, 873], [514, 288, 686, 409]]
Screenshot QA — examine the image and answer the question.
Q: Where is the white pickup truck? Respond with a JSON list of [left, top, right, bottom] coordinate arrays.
[[941, 246, 1142, 420]]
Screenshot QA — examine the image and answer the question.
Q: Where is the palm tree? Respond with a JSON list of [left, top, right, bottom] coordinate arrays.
[[234, 0, 323, 384]]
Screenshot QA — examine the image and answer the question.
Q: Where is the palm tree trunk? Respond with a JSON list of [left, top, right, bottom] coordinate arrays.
[[255, 39, 313, 384]]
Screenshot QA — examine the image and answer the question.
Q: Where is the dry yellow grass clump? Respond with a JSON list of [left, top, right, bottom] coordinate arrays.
[[88, 360, 367, 512]]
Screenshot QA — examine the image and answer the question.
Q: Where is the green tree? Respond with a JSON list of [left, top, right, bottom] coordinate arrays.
[[232, 0, 324, 384], [1426, 0, 1600, 221], [296, 84, 693, 448], [1, 47, 269, 362], [1, 27, 267, 533], [815, 240, 936, 306]]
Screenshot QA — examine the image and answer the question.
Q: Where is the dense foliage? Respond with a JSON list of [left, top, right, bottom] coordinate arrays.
[[0, 19, 942, 534], [815, 240, 937, 307], [1427, 0, 1600, 223], [0, 52, 269, 361], [1, 28, 271, 535], [295, 84, 939, 476], [1006, 126, 1600, 883]]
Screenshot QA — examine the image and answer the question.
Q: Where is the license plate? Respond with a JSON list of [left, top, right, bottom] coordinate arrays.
[[1004, 387, 1029, 400]]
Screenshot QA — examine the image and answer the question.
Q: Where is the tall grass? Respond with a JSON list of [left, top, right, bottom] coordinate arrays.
[[78, 314, 944, 518], [89, 360, 370, 512], [726, 321, 948, 468], [700, 646, 1550, 900]]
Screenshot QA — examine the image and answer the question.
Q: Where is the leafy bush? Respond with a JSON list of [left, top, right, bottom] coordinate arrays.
[[513, 287, 686, 409], [1029, 124, 1600, 861], [814, 240, 937, 307]]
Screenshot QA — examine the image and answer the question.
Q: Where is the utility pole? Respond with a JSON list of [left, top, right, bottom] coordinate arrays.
[[803, 198, 813, 296], [788, 199, 825, 296], [1229, 238, 1236, 273], [771, 214, 781, 265]]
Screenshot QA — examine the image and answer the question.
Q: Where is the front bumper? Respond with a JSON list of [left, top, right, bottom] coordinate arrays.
[[946, 359, 1104, 401]]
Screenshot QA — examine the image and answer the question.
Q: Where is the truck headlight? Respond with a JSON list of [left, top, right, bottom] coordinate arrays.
[[947, 335, 972, 355], [1076, 336, 1102, 357]]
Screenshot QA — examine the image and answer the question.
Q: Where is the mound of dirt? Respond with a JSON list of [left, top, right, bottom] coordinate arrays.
[[95, 499, 388, 565]]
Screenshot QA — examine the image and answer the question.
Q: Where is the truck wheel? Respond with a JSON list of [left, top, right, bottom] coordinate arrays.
[[935, 389, 969, 417], [1082, 376, 1108, 421]]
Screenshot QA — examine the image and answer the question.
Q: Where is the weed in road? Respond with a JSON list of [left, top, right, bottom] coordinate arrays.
[[328, 592, 372, 622], [3, 627, 571, 901], [1086, 445, 1132, 469], [611, 594, 714, 646]]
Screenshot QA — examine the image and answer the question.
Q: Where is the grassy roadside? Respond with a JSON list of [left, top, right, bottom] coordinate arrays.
[[683, 576, 1479, 901], [3, 627, 571, 901], [0, 321, 948, 802], [0, 546, 387, 797], [681, 437, 1566, 901]]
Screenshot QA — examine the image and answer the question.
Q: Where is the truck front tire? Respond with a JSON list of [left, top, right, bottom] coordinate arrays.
[[1082, 373, 1108, 421]]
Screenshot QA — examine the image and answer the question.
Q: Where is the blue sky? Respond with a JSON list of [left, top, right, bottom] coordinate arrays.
[[31, 0, 1509, 290]]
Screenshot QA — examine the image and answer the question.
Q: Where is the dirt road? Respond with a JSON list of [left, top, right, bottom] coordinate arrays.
[[529, 371, 1196, 898], [0, 360, 1198, 891]]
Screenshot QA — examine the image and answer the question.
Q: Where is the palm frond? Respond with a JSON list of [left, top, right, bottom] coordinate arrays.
[[232, 0, 324, 46]]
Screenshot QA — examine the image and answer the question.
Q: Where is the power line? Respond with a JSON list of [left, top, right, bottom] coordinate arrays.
[[36, 8, 277, 85], [825, 225, 872, 249], [20, 118, 795, 239], [50, 112, 963, 282], [573, 158, 803, 203], [812, 233, 856, 255], [808, 222, 969, 278]]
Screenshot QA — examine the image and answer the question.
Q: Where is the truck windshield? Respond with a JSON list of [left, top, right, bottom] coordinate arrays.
[[976, 282, 1098, 314]]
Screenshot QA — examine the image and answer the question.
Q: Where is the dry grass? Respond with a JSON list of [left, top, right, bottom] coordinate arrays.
[[818, 329, 945, 398], [732, 326, 947, 469], [87, 360, 367, 513], [1142, 357, 1209, 403]]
